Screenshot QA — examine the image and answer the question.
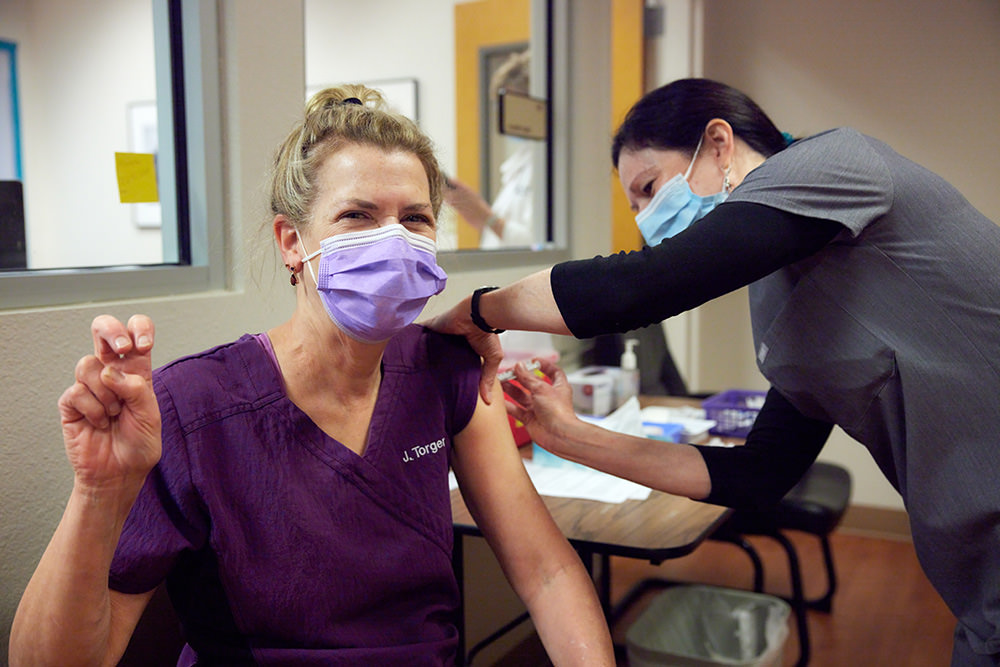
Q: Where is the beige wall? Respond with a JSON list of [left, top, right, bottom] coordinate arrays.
[[687, 0, 1000, 511]]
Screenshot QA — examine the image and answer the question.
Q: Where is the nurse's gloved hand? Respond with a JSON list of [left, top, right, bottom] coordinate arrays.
[[58, 314, 162, 496], [502, 358, 578, 454]]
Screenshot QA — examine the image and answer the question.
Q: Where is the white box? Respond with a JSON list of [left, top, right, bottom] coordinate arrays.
[[567, 367, 616, 417]]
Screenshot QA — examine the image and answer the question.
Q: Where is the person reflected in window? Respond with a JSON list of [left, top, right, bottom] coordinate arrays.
[[446, 48, 536, 249]]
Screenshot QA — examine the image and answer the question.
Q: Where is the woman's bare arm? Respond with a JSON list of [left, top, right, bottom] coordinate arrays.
[[9, 315, 162, 666], [451, 381, 614, 666]]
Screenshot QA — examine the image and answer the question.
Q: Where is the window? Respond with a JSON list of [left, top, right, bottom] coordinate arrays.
[[0, 0, 222, 309], [304, 0, 571, 268]]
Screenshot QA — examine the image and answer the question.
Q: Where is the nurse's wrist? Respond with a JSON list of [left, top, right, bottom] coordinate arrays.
[[471, 286, 505, 334]]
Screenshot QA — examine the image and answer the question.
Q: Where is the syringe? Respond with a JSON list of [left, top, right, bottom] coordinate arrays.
[[497, 360, 542, 382]]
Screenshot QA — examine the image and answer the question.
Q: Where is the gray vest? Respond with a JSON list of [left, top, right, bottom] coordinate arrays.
[[732, 128, 1000, 655]]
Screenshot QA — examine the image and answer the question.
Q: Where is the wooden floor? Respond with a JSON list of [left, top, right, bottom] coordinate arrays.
[[496, 529, 956, 666]]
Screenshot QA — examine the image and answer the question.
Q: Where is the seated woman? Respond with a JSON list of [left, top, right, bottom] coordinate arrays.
[[9, 85, 614, 666]]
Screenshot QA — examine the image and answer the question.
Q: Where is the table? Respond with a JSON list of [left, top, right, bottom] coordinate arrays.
[[450, 396, 737, 663]]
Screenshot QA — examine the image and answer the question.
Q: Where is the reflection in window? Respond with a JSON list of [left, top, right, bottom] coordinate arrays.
[[477, 44, 541, 250], [1, 0, 181, 271], [1, 0, 222, 310], [305, 0, 554, 254]]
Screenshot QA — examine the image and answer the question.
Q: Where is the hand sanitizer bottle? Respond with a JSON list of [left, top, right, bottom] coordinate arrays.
[[619, 338, 640, 405]]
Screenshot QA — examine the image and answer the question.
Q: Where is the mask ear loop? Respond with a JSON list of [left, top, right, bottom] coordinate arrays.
[[683, 134, 706, 181], [298, 234, 320, 286], [686, 131, 732, 193]]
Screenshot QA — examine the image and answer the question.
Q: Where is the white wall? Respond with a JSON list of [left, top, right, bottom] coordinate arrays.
[[0, 0, 613, 656], [1, 0, 163, 269], [687, 0, 1000, 509], [303, 0, 459, 173]]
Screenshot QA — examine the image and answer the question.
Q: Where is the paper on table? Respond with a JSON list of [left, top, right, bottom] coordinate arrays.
[[449, 397, 653, 503], [523, 452, 651, 502], [578, 395, 646, 437], [448, 456, 650, 503], [532, 396, 650, 500]]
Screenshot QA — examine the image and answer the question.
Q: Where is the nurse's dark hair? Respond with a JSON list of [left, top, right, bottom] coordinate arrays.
[[611, 78, 788, 167]]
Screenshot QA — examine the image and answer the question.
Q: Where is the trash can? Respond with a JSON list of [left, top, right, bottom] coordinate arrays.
[[625, 585, 790, 667]]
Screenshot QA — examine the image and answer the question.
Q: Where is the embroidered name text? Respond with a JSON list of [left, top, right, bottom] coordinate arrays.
[[402, 437, 446, 463]]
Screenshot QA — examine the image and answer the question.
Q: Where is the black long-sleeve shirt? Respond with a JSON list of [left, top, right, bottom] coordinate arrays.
[[551, 202, 840, 509]]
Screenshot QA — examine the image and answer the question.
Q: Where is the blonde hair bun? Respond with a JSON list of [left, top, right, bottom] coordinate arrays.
[[269, 83, 443, 229], [304, 85, 389, 117]]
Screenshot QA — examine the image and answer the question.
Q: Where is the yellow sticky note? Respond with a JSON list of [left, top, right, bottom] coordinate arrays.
[[115, 152, 159, 203]]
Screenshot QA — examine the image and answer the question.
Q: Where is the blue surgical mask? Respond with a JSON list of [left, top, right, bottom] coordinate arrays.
[[634, 135, 730, 247]]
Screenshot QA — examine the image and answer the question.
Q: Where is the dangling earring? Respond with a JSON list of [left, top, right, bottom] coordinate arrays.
[[287, 264, 298, 287], [722, 165, 732, 194]]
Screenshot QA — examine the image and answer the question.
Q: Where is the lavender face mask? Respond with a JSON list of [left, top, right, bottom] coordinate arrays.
[[301, 224, 447, 343]]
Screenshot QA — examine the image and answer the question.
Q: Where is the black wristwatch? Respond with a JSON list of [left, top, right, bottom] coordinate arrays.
[[471, 286, 505, 334]]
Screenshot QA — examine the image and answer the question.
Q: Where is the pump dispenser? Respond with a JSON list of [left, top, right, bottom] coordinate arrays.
[[618, 338, 640, 405]]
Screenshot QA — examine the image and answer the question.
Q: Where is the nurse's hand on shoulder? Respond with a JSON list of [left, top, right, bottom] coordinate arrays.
[[422, 296, 504, 403], [58, 314, 162, 492], [502, 358, 578, 453]]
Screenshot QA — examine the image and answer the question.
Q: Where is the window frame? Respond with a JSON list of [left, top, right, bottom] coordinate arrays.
[[0, 0, 224, 310]]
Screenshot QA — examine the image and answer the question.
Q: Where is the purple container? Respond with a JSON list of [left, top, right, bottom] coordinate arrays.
[[702, 389, 767, 437]]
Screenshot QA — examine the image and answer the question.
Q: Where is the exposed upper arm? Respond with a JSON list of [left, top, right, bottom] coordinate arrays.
[[450, 381, 576, 598]]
